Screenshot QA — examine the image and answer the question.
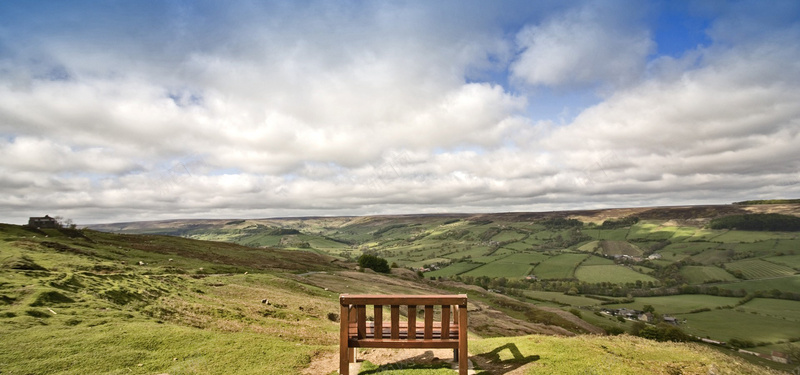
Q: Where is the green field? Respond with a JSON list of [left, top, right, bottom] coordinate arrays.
[[765, 254, 800, 269], [574, 265, 657, 284], [469, 334, 781, 375], [580, 255, 615, 266], [713, 231, 797, 243], [677, 308, 800, 344], [598, 241, 642, 256], [736, 298, 800, 322], [605, 295, 740, 315], [626, 222, 676, 241], [724, 259, 796, 279], [522, 291, 605, 306], [461, 259, 532, 278], [715, 275, 800, 293], [424, 261, 482, 277], [680, 266, 738, 284], [531, 253, 587, 279], [81, 205, 800, 373]]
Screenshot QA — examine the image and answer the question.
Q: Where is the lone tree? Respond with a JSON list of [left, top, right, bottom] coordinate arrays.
[[358, 254, 390, 273]]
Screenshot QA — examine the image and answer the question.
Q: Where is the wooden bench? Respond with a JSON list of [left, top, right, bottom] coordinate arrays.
[[339, 294, 468, 375]]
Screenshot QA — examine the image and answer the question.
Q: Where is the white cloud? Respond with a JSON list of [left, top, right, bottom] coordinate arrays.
[[0, 1, 799, 224], [511, 1, 654, 88]]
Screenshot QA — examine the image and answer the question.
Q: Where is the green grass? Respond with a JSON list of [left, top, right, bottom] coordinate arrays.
[[713, 231, 797, 243], [424, 262, 482, 277], [584, 228, 629, 241], [736, 298, 800, 322], [626, 222, 676, 241], [677, 308, 800, 345], [0, 322, 323, 375], [358, 360, 455, 374], [715, 275, 800, 293], [531, 254, 587, 280], [680, 266, 739, 284], [764, 254, 800, 269], [521, 291, 604, 306], [604, 295, 740, 315], [772, 238, 800, 253], [580, 255, 614, 266], [468, 334, 781, 375], [458, 252, 549, 277], [598, 241, 642, 256], [574, 265, 657, 284], [724, 259, 796, 279]]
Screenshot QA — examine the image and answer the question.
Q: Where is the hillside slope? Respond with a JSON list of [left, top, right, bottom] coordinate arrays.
[[0, 223, 789, 374]]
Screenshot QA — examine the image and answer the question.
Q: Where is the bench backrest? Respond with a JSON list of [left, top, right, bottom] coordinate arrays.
[[340, 294, 467, 341]]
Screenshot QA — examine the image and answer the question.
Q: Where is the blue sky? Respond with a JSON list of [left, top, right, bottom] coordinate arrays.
[[1, 0, 799, 224]]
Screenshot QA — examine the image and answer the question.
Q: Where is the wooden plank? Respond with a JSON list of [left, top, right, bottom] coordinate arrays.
[[458, 303, 468, 375], [441, 305, 450, 340], [356, 305, 366, 339], [349, 340, 460, 349], [374, 305, 383, 339], [408, 305, 416, 341], [341, 295, 467, 306], [391, 305, 399, 339], [424, 305, 433, 340], [339, 303, 350, 375]]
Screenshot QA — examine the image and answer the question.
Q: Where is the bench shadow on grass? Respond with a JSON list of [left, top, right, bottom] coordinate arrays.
[[358, 350, 457, 374], [472, 343, 539, 374]]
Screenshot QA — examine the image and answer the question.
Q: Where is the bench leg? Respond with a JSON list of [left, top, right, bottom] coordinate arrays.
[[340, 303, 350, 375], [453, 348, 458, 361]]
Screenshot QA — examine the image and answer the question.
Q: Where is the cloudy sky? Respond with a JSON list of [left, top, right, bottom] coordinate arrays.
[[1, 0, 799, 224]]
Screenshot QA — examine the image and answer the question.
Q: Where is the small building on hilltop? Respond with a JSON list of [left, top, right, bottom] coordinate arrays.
[[28, 215, 60, 229]]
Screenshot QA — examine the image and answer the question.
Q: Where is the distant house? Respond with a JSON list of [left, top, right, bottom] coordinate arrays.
[[647, 253, 662, 260], [638, 312, 654, 322], [663, 315, 678, 325], [27, 215, 60, 229]]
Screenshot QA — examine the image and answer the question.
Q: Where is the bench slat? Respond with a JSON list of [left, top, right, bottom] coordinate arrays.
[[374, 305, 383, 339], [341, 295, 467, 306], [408, 305, 416, 341], [356, 305, 366, 339], [391, 305, 399, 339], [424, 305, 433, 340], [442, 305, 451, 339], [349, 339, 460, 349]]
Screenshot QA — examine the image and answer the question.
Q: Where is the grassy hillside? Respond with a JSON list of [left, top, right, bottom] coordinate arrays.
[[83, 202, 800, 371], [0, 224, 342, 374], [1, 222, 792, 374]]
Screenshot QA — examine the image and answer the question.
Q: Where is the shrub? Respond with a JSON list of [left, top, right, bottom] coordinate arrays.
[[358, 254, 390, 273]]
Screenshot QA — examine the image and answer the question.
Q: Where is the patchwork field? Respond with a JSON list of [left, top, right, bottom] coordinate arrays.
[[575, 265, 657, 284], [724, 259, 796, 279], [677, 308, 800, 344], [531, 253, 587, 280], [680, 266, 739, 284], [85, 203, 800, 372], [605, 295, 740, 314]]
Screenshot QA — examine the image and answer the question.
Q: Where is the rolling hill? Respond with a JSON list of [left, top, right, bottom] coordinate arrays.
[[5, 201, 799, 373]]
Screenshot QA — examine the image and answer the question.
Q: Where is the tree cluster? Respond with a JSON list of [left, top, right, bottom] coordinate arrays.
[[709, 213, 800, 231], [357, 254, 390, 273]]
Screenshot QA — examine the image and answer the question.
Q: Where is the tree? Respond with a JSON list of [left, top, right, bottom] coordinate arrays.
[[357, 254, 390, 273], [643, 304, 655, 313]]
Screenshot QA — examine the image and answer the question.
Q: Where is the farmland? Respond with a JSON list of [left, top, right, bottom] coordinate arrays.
[[88, 202, 800, 370]]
